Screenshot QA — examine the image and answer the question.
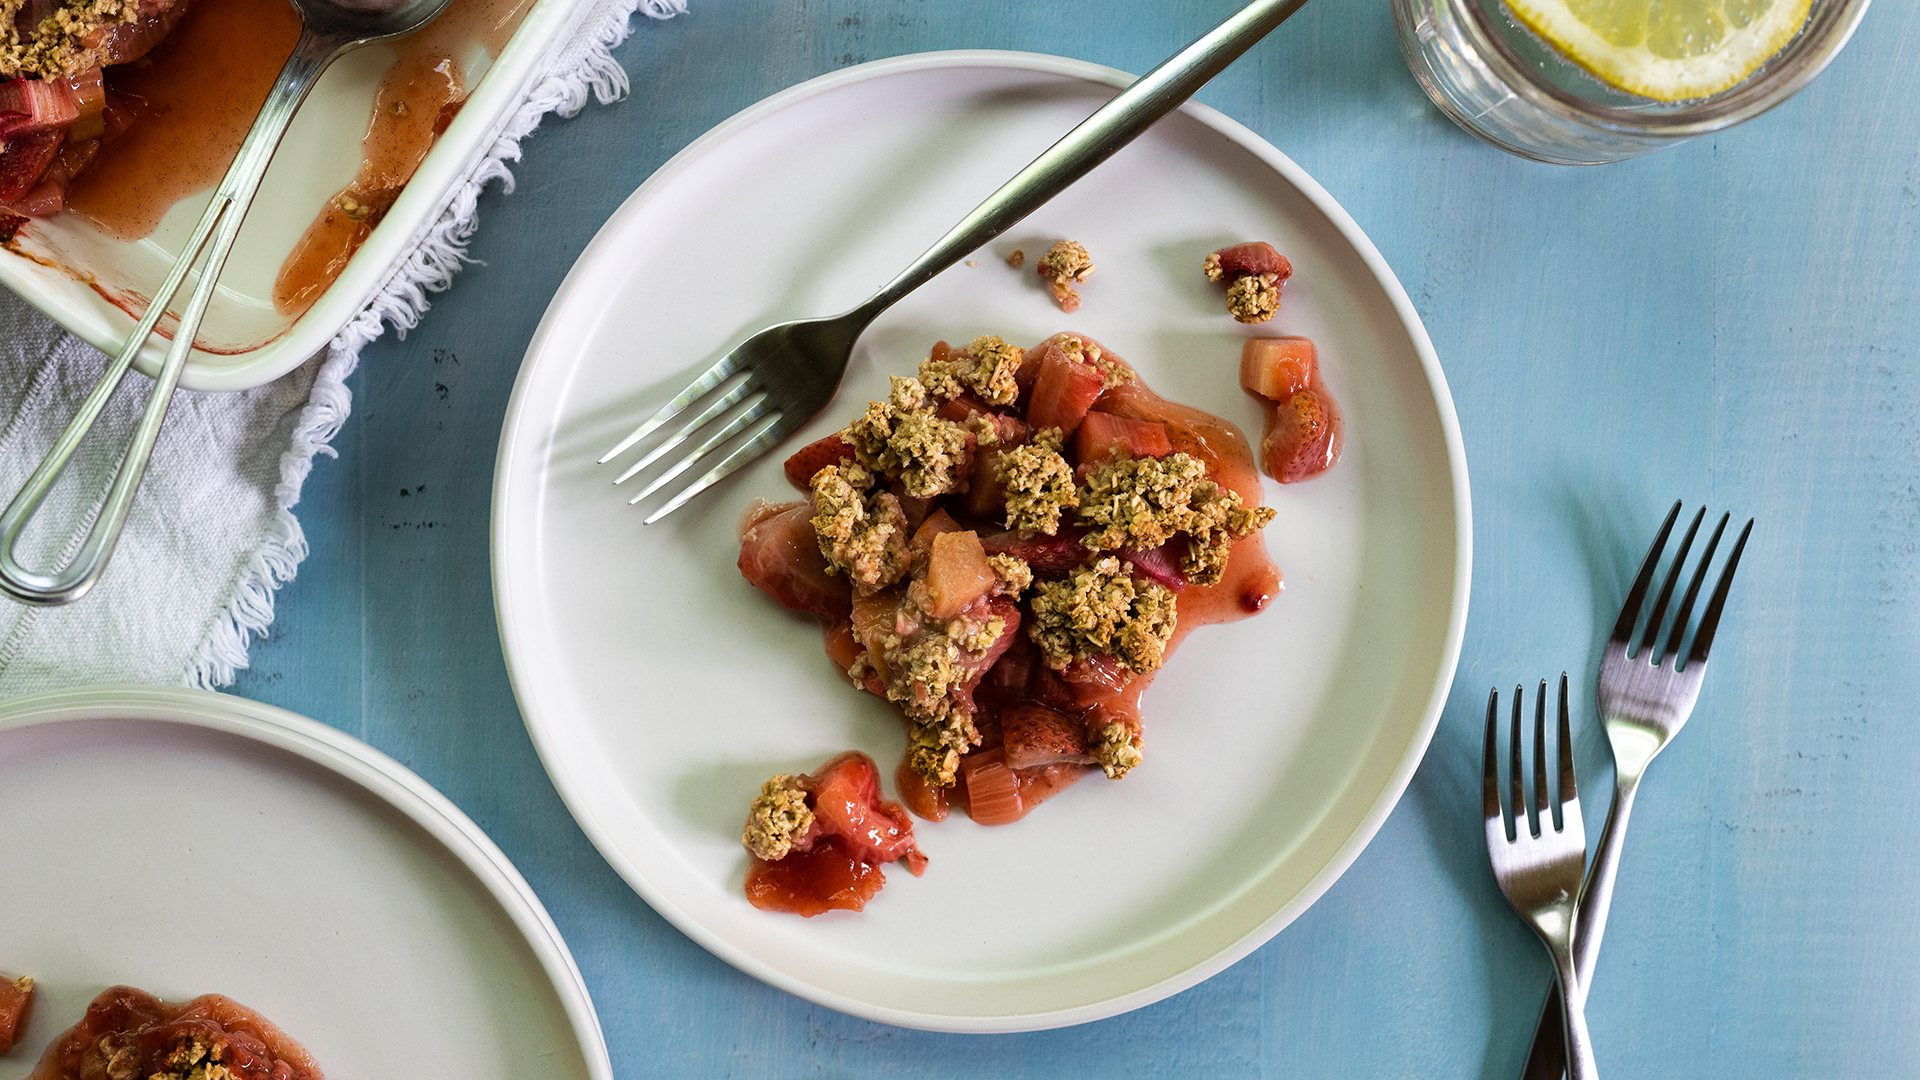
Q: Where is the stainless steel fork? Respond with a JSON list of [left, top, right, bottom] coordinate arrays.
[[599, 0, 1313, 523], [1518, 502, 1753, 1080], [1487, 675, 1598, 1080]]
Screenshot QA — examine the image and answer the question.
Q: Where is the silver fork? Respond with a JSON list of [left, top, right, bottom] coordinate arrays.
[[599, 0, 1313, 523], [1486, 675, 1598, 1080], [1518, 502, 1753, 1080]]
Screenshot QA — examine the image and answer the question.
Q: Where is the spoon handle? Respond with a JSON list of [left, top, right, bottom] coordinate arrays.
[[0, 27, 348, 605], [852, 0, 1313, 325]]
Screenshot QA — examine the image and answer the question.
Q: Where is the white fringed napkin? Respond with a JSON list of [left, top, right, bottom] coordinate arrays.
[[0, 0, 684, 695]]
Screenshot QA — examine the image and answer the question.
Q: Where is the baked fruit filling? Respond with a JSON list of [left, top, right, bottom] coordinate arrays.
[[742, 751, 927, 917], [27, 985, 321, 1080], [739, 332, 1283, 832]]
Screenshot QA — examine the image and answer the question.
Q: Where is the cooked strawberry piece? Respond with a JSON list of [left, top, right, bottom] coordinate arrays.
[[0, 974, 31, 1053], [744, 837, 887, 916], [1209, 241, 1292, 282], [30, 986, 321, 1080], [782, 433, 857, 490], [1072, 411, 1172, 463], [1026, 344, 1107, 435], [808, 752, 921, 865], [0, 129, 63, 205], [1240, 337, 1317, 402], [925, 530, 996, 619], [980, 527, 1091, 578], [1000, 703, 1094, 769], [0, 79, 79, 138], [1262, 386, 1341, 483], [737, 500, 852, 619]]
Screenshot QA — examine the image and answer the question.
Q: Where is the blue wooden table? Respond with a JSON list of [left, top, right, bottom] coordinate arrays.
[[231, 0, 1920, 1074]]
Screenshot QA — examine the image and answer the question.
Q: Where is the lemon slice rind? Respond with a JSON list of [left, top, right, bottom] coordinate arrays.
[[1503, 0, 1815, 101]]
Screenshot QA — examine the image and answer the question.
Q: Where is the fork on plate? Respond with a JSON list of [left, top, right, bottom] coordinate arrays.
[[596, 0, 1314, 522], [1486, 675, 1598, 1080], [1518, 503, 1753, 1080]]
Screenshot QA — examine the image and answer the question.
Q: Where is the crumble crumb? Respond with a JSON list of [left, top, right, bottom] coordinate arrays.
[[966, 260, 979, 267], [1006, 249, 1025, 268], [988, 553, 1033, 598], [1226, 273, 1282, 323], [1037, 240, 1094, 313], [997, 428, 1078, 535], [918, 335, 1024, 406], [838, 377, 973, 498], [1202, 251, 1227, 283], [810, 462, 911, 592], [743, 775, 815, 861], [1092, 721, 1144, 779], [1075, 453, 1276, 586], [1052, 333, 1133, 388], [1027, 556, 1178, 674]]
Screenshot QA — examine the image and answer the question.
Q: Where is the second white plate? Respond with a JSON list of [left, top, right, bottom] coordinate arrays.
[[493, 51, 1470, 1031]]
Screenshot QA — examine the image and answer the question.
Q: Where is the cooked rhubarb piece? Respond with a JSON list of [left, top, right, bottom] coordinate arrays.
[[1239, 337, 1317, 401], [27, 985, 321, 1080], [742, 751, 926, 916], [0, 974, 32, 1053], [924, 530, 997, 620], [1026, 342, 1109, 435], [1072, 411, 1172, 464]]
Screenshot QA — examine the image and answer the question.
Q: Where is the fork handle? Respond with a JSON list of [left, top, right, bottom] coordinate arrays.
[[1547, 937, 1601, 1080], [1520, 774, 1643, 1080], [852, 0, 1313, 322]]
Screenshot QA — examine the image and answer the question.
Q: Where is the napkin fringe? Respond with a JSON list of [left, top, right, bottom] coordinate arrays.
[[184, 0, 687, 690]]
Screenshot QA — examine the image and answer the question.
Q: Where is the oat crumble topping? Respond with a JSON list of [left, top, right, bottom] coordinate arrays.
[[1052, 333, 1133, 388], [1092, 721, 1144, 779], [1202, 251, 1228, 283], [1075, 453, 1276, 586], [0, 0, 134, 80], [1027, 556, 1178, 674], [1226, 273, 1282, 324], [997, 428, 1078, 535], [988, 553, 1033, 598], [1006, 249, 1025, 268], [838, 377, 973, 498], [918, 335, 1024, 406], [743, 775, 815, 861], [1037, 240, 1094, 311], [810, 462, 911, 592]]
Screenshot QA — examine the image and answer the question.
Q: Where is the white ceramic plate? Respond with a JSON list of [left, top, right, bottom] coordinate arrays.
[[0, 0, 596, 392], [492, 51, 1470, 1032], [0, 686, 611, 1080]]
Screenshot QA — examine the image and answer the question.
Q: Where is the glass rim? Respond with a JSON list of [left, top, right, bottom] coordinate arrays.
[[1457, 0, 1873, 137]]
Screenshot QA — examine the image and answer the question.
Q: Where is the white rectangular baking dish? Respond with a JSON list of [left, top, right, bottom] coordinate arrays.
[[0, 0, 597, 392]]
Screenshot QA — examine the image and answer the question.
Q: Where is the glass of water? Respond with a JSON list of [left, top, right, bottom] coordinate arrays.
[[1393, 0, 1872, 164]]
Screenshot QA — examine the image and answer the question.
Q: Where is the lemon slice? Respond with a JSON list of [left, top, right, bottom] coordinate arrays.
[[1503, 0, 1815, 101]]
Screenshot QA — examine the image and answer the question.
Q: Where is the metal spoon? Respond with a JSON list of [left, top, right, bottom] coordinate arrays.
[[0, 0, 456, 605]]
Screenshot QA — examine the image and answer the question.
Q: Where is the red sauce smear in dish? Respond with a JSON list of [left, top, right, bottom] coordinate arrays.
[[27, 985, 321, 1080]]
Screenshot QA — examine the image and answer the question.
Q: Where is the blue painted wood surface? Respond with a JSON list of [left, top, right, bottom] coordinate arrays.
[[230, 0, 1920, 1075]]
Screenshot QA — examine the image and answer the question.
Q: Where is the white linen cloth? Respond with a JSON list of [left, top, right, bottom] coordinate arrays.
[[0, 0, 684, 695]]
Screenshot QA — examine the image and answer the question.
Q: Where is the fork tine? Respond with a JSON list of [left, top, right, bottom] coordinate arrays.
[[1686, 517, 1753, 666], [1661, 512, 1727, 663], [1510, 686, 1528, 838], [1532, 679, 1549, 830], [628, 393, 770, 503], [612, 375, 753, 485], [598, 353, 744, 464], [1612, 500, 1683, 644], [1638, 506, 1704, 659], [1484, 688, 1503, 836], [1556, 671, 1576, 806], [642, 412, 794, 526]]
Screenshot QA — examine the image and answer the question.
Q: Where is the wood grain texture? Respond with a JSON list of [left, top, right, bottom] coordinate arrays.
[[227, 0, 1920, 1075]]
